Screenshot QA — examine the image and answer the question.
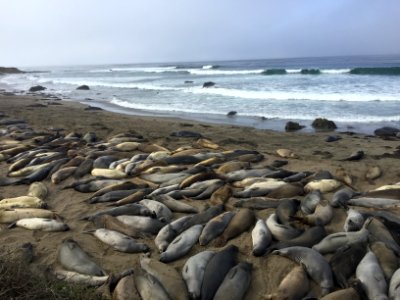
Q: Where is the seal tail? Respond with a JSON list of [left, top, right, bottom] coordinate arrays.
[[7, 222, 17, 229]]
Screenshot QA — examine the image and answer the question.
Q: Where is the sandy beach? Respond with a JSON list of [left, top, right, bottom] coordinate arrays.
[[0, 92, 400, 299]]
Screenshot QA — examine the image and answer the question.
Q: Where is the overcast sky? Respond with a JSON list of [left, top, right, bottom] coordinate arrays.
[[1, 0, 399, 67]]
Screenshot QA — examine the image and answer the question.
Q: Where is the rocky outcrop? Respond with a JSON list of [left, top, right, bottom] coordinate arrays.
[[202, 81, 215, 88], [285, 121, 305, 132], [29, 85, 46, 92], [0, 67, 24, 75], [311, 118, 337, 131], [374, 126, 400, 137], [227, 111, 237, 117], [77, 85, 90, 90]]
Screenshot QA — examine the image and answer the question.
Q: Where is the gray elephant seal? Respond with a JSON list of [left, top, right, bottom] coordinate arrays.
[[182, 250, 215, 299], [57, 239, 105, 276], [389, 268, 400, 300], [276, 198, 300, 225], [134, 270, 171, 300], [301, 190, 322, 214], [213, 262, 252, 300], [272, 246, 334, 296], [356, 251, 387, 300], [252, 218, 272, 256], [201, 245, 238, 300], [266, 213, 303, 241], [330, 187, 360, 207]]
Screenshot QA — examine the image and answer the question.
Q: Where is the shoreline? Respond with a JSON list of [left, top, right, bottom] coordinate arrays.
[[0, 91, 400, 298]]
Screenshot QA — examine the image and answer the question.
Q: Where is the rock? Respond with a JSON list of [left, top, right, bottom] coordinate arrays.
[[77, 85, 90, 90], [84, 106, 103, 111], [285, 121, 305, 132], [374, 127, 400, 137], [29, 85, 46, 92], [0, 67, 24, 74], [311, 118, 337, 131], [170, 131, 203, 138], [184, 80, 194, 84], [227, 111, 237, 117], [203, 81, 215, 88]]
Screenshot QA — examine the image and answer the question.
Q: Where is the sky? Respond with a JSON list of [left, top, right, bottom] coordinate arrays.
[[0, 0, 399, 67]]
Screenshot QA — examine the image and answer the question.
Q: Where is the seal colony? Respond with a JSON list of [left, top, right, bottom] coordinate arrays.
[[0, 94, 400, 299]]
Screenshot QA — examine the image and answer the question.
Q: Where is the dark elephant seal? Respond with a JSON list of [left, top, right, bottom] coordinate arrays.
[[201, 245, 238, 300], [213, 262, 252, 300]]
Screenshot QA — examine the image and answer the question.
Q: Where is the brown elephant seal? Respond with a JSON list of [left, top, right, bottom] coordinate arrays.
[[272, 246, 334, 296], [140, 256, 189, 300], [112, 274, 140, 300], [371, 241, 398, 282], [134, 270, 171, 300], [320, 287, 360, 300], [210, 185, 232, 206], [267, 183, 304, 199], [215, 208, 255, 247], [264, 265, 309, 300]]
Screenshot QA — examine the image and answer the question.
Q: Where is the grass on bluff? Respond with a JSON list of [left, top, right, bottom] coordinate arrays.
[[0, 250, 104, 300]]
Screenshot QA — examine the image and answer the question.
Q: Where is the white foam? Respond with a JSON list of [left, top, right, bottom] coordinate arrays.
[[321, 69, 351, 74], [186, 86, 400, 102], [188, 69, 265, 75]]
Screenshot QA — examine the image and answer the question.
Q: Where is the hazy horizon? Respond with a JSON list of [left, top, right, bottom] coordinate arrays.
[[1, 0, 399, 67]]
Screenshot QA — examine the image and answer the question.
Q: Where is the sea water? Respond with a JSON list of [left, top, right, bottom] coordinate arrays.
[[1, 55, 399, 133]]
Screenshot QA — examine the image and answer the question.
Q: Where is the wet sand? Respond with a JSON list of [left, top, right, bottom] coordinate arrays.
[[0, 93, 399, 298]]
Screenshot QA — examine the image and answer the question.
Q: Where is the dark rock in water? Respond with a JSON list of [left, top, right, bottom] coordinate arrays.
[[312, 118, 337, 131], [227, 111, 237, 117], [202, 81, 215, 88], [77, 85, 90, 90], [0, 67, 25, 74], [184, 80, 194, 84], [325, 135, 342, 142], [374, 127, 400, 137], [29, 85, 46, 92], [285, 121, 305, 132], [84, 106, 103, 111], [170, 130, 203, 138]]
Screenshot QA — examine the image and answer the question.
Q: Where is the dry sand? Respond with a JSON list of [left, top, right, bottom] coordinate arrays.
[[0, 93, 399, 299]]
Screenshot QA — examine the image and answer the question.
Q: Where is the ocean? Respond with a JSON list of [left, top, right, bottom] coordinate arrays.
[[1, 55, 400, 134]]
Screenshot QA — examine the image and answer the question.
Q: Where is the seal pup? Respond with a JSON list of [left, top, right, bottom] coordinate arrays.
[[272, 246, 334, 296], [339, 150, 364, 161], [182, 250, 215, 299], [264, 265, 309, 300], [365, 165, 382, 184], [199, 211, 235, 246], [343, 208, 365, 232], [10, 217, 69, 231], [27, 181, 48, 200], [57, 239, 105, 276], [201, 245, 238, 300], [266, 213, 303, 241], [140, 256, 189, 300], [304, 179, 342, 193], [252, 218, 272, 256], [356, 251, 387, 300], [300, 190, 322, 214], [213, 262, 252, 300]]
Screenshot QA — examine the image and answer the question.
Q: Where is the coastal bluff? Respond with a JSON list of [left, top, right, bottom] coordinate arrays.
[[0, 67, 25, 75]]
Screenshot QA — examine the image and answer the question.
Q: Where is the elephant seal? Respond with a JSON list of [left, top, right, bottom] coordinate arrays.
[[312, 219, 370, 254], [92, 215, 147, 238], [201, 245, 238, 300], [389, 268, 400, 300], [140, 256, 189, 300], [11, 217, 69, 231], [330, 187, 360, 207], [272, 246, 334, 296], [215, 208, 255, 247], [139, 199, 173, 221], [266, 213, 303, 241], [210, 185, 232, 206], [320, 287, 360, 300], [339, 150, 364, 161], [367, 217, 400, 254], [268, 225, 327, 252], [27, 181, 48, 200], [91, 168, 127, 179], [199, 211, 235, 246], [160, 224, 203, 263], [57, 239, 105, 276], [300, 190, 322, 214], [356, 251, 387, 300], [53, 269, 110, 287], [89, 229, 149, 253], [154, 194, 198, 213], [335, 167, 353, 187], [154, 216, 191, 252], [329, 242, 367, 288], [276, 198, 300, 225], [213, 262, 252, 300], [0, 208, 56, 223], [304, 179, 341, 193], [343, 208, 364, 231], [134, 271, 171, 300], [116, 215, 166, 235], [371, 241, 398, 282], [264, 265, 309, 300], [365, 165, 382, 183], [51, 166, 77, 184], [295, 203, 333, 226], [112, 274, 140, 300], [182, 250, 215, 299], [252, 218, 272, 256]]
